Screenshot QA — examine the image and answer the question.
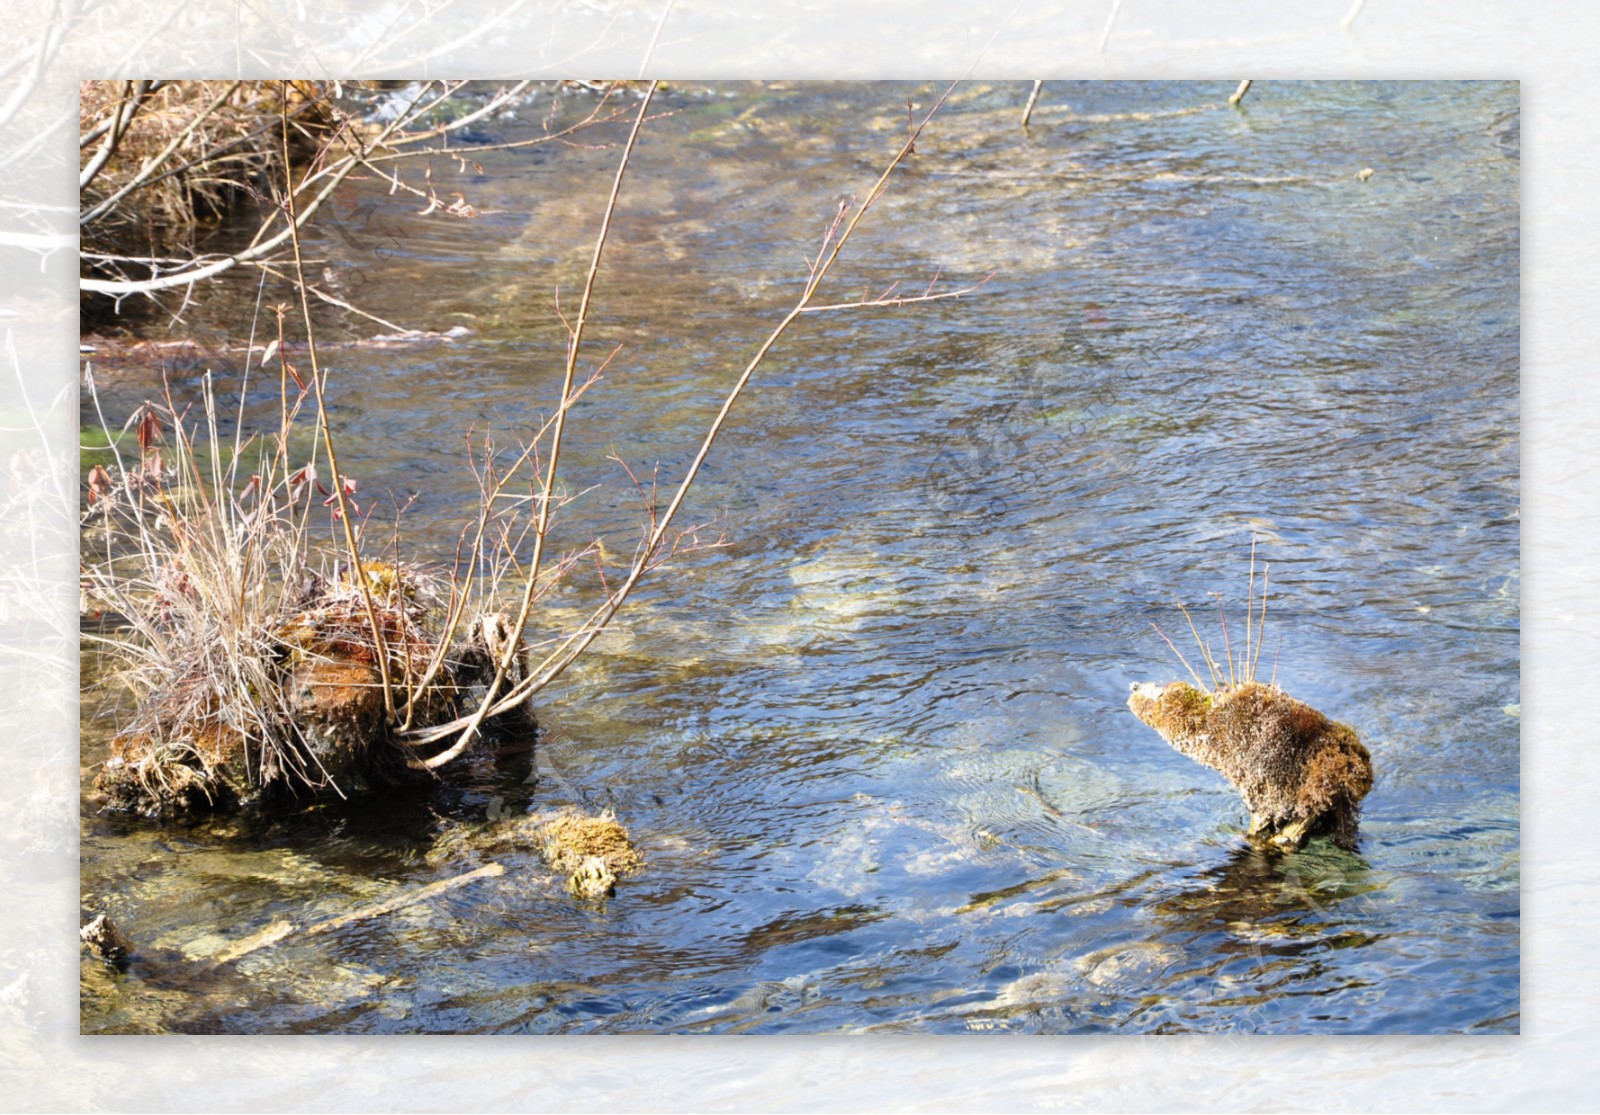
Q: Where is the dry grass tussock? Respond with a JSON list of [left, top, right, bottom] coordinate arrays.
[[80, 363, 506, 814], [1149, 536, 1277, 696]]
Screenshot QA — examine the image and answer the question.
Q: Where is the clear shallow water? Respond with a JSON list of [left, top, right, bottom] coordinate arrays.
[[80, 80, 1518, 1034]]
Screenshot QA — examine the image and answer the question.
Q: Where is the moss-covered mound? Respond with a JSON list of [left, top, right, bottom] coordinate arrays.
[[1128, 680, 1373, 850], [535, 810, 644, 899]]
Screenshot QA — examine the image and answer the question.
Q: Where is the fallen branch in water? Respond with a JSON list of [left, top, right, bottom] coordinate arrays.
[[204, 862, 506, 969]]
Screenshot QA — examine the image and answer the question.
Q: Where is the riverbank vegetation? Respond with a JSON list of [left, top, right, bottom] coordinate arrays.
[[79, 79, 639, 328], [81, 80, 990, 819]]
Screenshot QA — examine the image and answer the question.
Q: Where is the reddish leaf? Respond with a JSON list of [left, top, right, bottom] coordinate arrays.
[[86, 464, 111, 505], [135, 406, 163, 455]]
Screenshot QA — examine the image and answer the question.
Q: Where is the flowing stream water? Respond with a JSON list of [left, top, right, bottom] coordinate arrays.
[[80, 80, 1519, 1034]]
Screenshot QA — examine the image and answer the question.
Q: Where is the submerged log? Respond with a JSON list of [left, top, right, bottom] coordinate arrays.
[[203, 863, 505, 969], [1128, 680, 1373, 851]]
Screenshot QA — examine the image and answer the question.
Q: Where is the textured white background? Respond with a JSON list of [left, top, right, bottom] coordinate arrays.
[[3, 1, 1587, 1110]]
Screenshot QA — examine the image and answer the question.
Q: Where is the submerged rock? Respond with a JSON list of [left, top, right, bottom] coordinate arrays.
[[80, 913, 136, 967], [1128, 680, 1373, 851]]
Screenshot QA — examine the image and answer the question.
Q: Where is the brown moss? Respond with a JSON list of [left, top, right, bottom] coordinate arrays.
[[536, 811, 645, 876], [530, 810, 644, 898], [1128, 680, 1373, 851], [97, 680, 255, 817], [289, 659, 385, 787]]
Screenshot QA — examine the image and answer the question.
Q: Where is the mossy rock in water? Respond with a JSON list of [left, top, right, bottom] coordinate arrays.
[[97, 708, 256, 817], [1128, 680, 1373, 851], [97, 644, 402, 819], [535, 810, 644, 899], [426, 808, 643, 899]]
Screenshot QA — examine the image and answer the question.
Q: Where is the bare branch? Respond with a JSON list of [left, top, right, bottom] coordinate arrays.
[[277, 85, 398, 724], [421, 80, 659, 769], [411, 81, 978, 745], [798, 273, 995, 313], [78, 80, 153, 193]]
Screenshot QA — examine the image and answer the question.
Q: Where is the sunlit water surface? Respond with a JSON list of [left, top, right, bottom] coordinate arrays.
[[81, 81, 1518, 1034]]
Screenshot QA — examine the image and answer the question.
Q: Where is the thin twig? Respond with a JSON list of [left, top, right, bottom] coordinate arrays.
[[421, 81, 660, 766], [638, 0, 675, 77], [1177, 600, 1221, 692], [1253, 562, 1270, 683], [278, 85, 398, 723], [1245, 536, 1257, 681], [1151, 621, 1208, 693], [1213, 591, 1235, 687], [798, 273, 994, 313]]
